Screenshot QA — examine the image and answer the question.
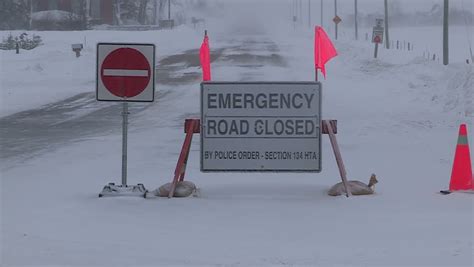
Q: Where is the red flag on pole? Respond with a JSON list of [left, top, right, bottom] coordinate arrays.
[[314, 26, 338, 79], [200, 33, 211, 81]]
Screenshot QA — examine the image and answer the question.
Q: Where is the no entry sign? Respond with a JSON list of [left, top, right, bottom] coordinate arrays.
[[372, 27, 384, 44], [97, 43, 155, 102], [201, 82, 321, 172]]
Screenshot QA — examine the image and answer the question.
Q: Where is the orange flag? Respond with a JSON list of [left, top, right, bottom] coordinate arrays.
[[314, 26, 337, 79], [199, 34, 211, 81]]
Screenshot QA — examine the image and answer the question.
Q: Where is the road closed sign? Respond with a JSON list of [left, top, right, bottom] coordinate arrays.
[[201, 82, 321, 172], [97, 43, 155, 102]]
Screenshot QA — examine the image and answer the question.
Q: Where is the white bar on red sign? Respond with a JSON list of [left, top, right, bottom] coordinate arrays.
[[103, 69, 149, 77]]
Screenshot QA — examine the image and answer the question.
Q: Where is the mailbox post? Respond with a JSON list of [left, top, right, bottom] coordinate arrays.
[[72, 44, 83, 57]]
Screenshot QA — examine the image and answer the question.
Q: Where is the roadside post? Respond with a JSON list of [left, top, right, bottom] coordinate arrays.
[[372, 19, 384, 58], [332, 15, 342, 40], [96, 43, 155, 197], [333, 0, 340, 40], [72, 44, 83, 57]]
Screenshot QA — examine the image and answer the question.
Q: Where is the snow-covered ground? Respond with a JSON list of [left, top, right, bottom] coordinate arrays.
[[1, 7, 473, 267]]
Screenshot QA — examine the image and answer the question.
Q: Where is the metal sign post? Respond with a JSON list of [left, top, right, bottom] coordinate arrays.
[[96, 43, 155, 197], [374, 43, 379, 58], [121, 100, 129, 186], [333, 15, 341, 40], [372, 19, 384, 59]]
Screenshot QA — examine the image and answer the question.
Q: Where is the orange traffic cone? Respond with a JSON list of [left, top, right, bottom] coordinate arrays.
[[448, 124, 473, 191]]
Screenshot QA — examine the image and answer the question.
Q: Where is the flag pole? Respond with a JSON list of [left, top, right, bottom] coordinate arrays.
[[315, 26, 318, 82]]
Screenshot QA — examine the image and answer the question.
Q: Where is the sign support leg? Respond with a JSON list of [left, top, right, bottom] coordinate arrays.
[[121, 101, 128, 186], [98, 100, 146, 197], [169, 120, 197, 198], [179, 144, 192, 182], [324, 120, 352, 197], [374, 43, 379, 58]]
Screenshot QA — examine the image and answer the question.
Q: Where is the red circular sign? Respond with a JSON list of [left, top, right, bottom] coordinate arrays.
[[101, 48, 151, 98], [374, 36, 381, 43]]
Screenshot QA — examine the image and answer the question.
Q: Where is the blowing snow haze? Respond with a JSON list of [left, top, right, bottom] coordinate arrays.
[[200, 0, 473, 42], [1, 0, 474, 266]]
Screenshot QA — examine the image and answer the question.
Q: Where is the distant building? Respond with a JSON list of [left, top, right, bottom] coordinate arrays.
[[33, 0, 114, 25]]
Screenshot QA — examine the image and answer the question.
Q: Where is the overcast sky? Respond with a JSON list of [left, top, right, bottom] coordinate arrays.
[[211, 0, 473, 30], [219, 0, 473, 15], [336, 0, 471, 13]]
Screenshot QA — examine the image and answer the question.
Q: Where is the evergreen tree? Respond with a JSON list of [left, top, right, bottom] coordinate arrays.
[[0, 0, 30, 30]]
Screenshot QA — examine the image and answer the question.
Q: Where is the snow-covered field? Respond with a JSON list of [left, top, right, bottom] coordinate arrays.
[[1, 8, 473, 267]]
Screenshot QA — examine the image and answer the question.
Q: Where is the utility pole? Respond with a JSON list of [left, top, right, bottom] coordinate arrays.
[[384, 0, 390, 49], [334, 0, 337, 40], [297, 0, 300, 24], [296, 0, 299, 25], [168, 0, 171, 20], [153, 0, 157, 25], [300, 0, 303, 25], [320, 0, 323, 27], [292, 0, 296, 28], [354, 0, 358, 40], [292, 0, 298, 29], [308, 0, 311, 28], [443, 0, 449, 65]]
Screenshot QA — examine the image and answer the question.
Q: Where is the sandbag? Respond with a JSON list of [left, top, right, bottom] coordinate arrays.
[[328, 180, 374, 196], [157, 181, 197, 197]]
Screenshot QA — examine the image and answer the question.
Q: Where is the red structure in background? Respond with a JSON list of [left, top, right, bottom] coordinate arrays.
[[34, 0, 114, 25], [98, 0, 114, 25]]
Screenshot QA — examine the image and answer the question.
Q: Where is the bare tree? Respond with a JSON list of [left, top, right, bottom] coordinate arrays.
[[157, 0, 170, 21], [138, 0, 148, 24], [114, 0, 123, 25], [0, 0, 30, 30], [78, 0, 90, 30]]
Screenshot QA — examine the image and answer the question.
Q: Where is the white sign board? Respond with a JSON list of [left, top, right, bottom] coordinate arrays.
[[372, 27, 384, 44], [201, 82, 321, 172], [375, 18, 384, 27], [96, 43, 155, 102]]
